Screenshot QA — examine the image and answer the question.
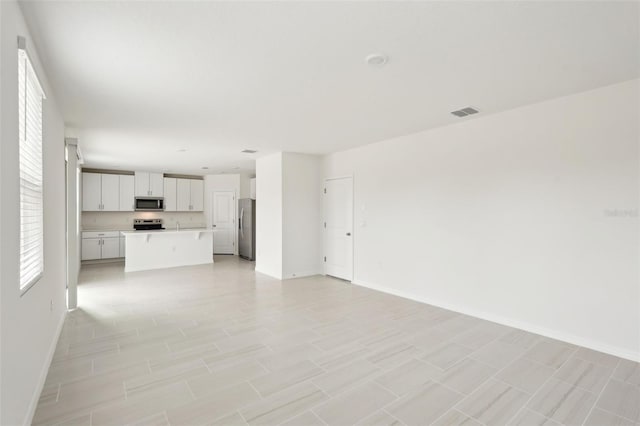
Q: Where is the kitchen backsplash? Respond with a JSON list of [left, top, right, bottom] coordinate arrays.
[[82, 211, 207, 230]]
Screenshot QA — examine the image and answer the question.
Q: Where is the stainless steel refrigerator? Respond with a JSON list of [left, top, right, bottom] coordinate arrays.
[[238, 199, 256, 260]]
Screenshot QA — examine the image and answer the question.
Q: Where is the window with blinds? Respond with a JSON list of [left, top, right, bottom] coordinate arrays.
[[18, 41, 46, 292]]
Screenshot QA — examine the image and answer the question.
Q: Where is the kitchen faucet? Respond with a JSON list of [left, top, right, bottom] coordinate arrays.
[[176, 221, 180, 231]]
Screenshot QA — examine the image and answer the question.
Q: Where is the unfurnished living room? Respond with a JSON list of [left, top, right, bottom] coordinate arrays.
[[1, 1, 639, 425]]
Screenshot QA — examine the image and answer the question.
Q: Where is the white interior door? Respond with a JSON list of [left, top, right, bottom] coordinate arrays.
[[324, 177, 353, 281], [211, 191, 236, 254]]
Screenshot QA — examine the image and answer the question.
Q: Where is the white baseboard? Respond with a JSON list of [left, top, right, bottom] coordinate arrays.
[[283, 270, 323, 280], [255, 266, 283, 280], [24, 309, 67, 426], [352, 279, 640, 363]]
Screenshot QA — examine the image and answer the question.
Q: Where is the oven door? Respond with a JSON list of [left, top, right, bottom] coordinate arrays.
[[135, 197, 165, 211]]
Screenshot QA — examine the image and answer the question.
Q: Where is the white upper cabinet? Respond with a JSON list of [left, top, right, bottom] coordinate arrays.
[[134, 172, 149, 197], [82, 172, 102, 211], [135, 172, 164, 197], [190, 180, 204, 211], [101, 174, 120, 211], [119, 175, 135, 211], [149, 173, 164, 197], [176, 178, 191, 211], [174, 178, 204, 211], [164, 178, 177, 212], [83, 172, 129, 212]]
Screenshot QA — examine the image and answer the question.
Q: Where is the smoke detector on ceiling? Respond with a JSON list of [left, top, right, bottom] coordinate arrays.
[[451, 107, 479, 117], [365, 53, 389, 67], [241, 149, 257, 154]]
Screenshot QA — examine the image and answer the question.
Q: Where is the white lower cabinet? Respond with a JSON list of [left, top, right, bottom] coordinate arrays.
[[102, 237, 120, 259], [81, 238, 102, 260], [82, 231, 123, 260], [119, 236, 126, 257]]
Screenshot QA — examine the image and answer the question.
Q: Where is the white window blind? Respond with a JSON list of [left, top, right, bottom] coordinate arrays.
[[18, 42, 46, 292]]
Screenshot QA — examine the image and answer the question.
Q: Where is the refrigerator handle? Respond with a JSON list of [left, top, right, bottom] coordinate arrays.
[[240, 207, 244, 238]]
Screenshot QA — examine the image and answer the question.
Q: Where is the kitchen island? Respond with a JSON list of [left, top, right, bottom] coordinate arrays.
[[121, 228, 215, 272]]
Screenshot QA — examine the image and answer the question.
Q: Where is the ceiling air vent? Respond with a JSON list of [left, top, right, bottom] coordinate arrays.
[[241, 149, 257, 154], [451, 107, 479, 117]]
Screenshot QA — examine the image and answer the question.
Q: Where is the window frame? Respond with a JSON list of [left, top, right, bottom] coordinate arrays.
[[18, 36, 46, 296]]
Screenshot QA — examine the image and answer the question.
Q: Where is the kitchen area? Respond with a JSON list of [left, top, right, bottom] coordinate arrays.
[[81, 169, 256, 272]]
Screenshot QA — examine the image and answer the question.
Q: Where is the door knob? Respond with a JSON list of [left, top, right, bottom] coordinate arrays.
[[346, 232, 351, 236]]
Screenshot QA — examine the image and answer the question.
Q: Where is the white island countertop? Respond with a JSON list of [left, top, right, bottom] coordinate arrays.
[[123, 228, 216, 272], [121, 228, 214, 236]]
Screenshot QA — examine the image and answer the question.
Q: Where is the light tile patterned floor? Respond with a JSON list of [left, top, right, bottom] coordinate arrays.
[[34, 256, 640, 426]]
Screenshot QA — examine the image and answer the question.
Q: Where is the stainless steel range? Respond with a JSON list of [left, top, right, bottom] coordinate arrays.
[[133, 218, 164, 231]]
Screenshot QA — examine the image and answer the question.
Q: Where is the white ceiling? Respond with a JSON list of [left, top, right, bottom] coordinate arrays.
[[20, 1, 640, 174]]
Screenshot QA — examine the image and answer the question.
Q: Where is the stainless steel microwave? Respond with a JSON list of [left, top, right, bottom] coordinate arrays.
[[134, 197, 165, 211]]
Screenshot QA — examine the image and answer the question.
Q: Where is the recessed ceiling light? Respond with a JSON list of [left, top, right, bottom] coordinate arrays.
[[365, 53, 389, 67], [177, 148, 187, 152], [241, 149, 257, 154], [201, 166, 209, 170], [232, 167, 240, 170]]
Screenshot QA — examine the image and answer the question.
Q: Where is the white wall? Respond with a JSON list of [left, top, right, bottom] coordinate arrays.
[[239, 172, 253, 199], [324, 79, 640, 361], [256, 153, 283, 278], [256, 153, 323, 279], [204, 174, 240, 255], [282, 153, 323, 278], [1, 1, 68, 424]]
